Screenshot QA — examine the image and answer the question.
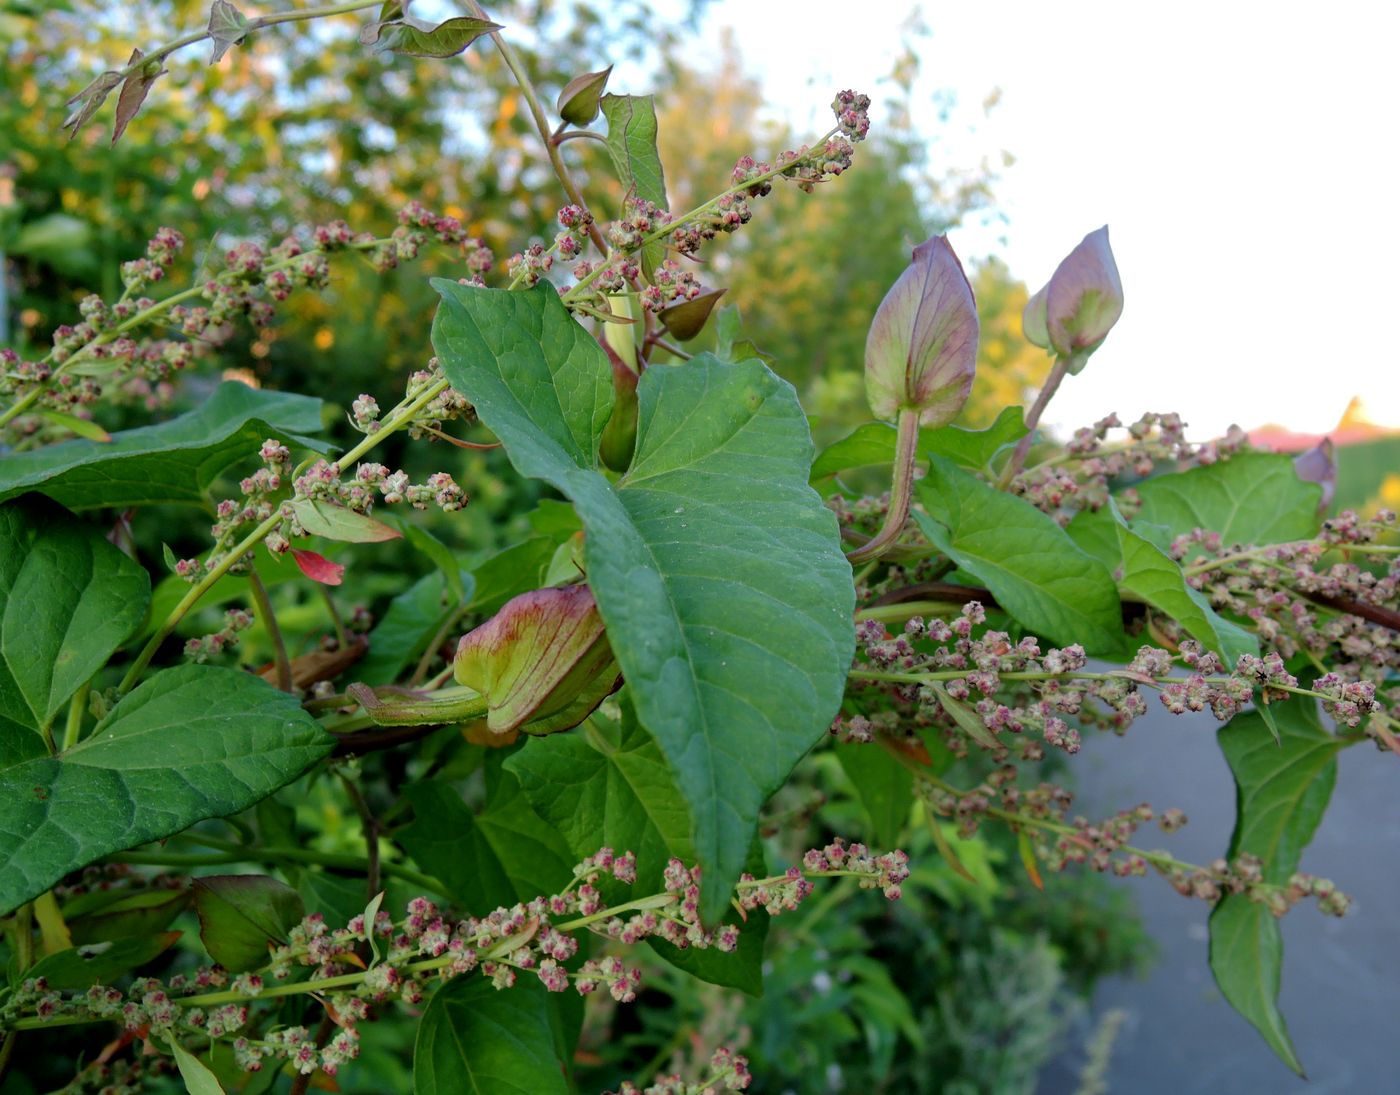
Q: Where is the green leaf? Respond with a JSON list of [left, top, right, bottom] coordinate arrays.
[[1105, 500, 1258, 665], [166, 1036, 227, 1094], [37, 409, 110, 442], [508, 698, 768, 994], [432, 282, 854, 924], [414, 974, 572, 1095], [1132, 452, 1321, 551], [1208, 704, 1340, 1076], [395, 517, 466, 603], [207, 0, 250, 64], [835, 743, 913, 849], [21, 931, 180, 989], [466, 537, 557, 617], [810, 407, 1027, 480], [924, 405, 1027, 469], [193, 875, 305, 972], [397, 768, 575, 914], [599, 92, 668, 279], [929, 682, 1000, 751], [0, 666, 334, 914], [0, 383, 328, 511], [360, 9, 501, 59], [356, 571, 458, 687], [0, 496, 149, 743], [291, 498, 402, 543], [912, 457, 1122, 652], [65, 887, 190, 944]]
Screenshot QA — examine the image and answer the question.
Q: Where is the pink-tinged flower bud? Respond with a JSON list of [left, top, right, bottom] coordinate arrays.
[[1293, 437, 1336, 514], [864, 235, 978, 426], [1022, 226, 1123, 373], [454, 584, 621, 739]]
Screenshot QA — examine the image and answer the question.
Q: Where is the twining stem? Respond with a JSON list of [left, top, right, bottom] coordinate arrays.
[[998, 355, 1070, 487], [247, 570, 292, 692], [337, 772, 381, 899], [116, 376, 451, 693], [846, 408, 921, 564], [100, 0, 382, 85]]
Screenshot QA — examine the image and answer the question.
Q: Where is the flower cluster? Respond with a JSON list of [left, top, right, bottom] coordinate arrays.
[[605, 1046, 753, 1094], [1, 844, 908, 1079], [182, 606, 255, 662], [1, 203, 484, 447]]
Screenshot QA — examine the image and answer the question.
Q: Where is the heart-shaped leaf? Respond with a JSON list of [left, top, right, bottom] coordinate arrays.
[[431, 281, 853, 923], [600, 93, 668, 280], [0, 665, 334, 914], [193, 874, 305, 972]]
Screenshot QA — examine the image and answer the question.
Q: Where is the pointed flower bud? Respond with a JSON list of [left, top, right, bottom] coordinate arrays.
[[454, 583, 620, 740], [1022, 226, 1123, 374], [557, 65, 613, 127], [1293, 438, 1336, 514], [864, 235, 978, 427]]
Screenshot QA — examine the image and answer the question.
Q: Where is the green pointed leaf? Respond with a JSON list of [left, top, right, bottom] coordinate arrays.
[[912, 456, 1122, 652], [432, 282, 854, 924], [22, 931, 181, 989], [414, 974, 572, 1095], [0, 665, 334, 914], [397, 768, 575, 914], [1132, 452, 1321, 551], [811, 407, 1028, 481], [929, 682, 1000, 751], [599, 92, 668, 279], [291, 498, 402, 543], [0, 382, 328, 511], [360, 10, 501, 59], [166, 1036, 227, 1094], [37, 409, 111, 442], [809, 422, 896, 480], [207, 0, 250, 64], [65, 887, 190, 944], [0, 496, 149, 743], [395, 517, 466, 603], [507, 698, 768, 994], [1208, 704, 1340, 1076], [1104, 499, 1258, 665], [193, 875, 305, 972], [835, 743, 913, 849], [357, 571, 457, 687]]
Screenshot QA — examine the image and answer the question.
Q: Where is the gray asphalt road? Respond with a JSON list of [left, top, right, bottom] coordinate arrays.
[[1036, 702, 1400, 1094]]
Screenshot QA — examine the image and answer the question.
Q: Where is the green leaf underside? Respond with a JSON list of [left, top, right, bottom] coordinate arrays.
[[23, 931, 181, 989], [808, 405, 1027, 480], [1131, 452, 1322, 552], [0, 383, 328, 511], [193, 875, 306, 972], [1208, 705, 1340, 1075], [0, 665, 334, 914], [599, 93, 668, 279], [167, 1036, 227, 1094], [1070, 500, 1258, 665], [508, 700, 768, 994], [835, 743, 913, 850], [0, 496, 150, 744], [414, 975, 572, 1095], [913, 456, 1122, 653], [431, 282, 854, 923]]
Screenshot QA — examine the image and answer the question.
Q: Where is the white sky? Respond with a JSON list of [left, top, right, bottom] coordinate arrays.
[[695, 0, 1400, 439]]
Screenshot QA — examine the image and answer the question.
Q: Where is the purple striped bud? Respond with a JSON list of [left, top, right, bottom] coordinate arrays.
[[864, 235, 978, 426], [1023, 226, 1123, 373]]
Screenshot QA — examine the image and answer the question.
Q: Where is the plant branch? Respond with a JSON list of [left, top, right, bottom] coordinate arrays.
[[999, 356, 1070, 487], [247, 570, 292, 692], [846, 408, 921, 565]]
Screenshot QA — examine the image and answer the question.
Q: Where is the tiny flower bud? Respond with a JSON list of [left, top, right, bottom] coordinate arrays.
[[557, 65, 613, 127], [864, 234, 978, 426]]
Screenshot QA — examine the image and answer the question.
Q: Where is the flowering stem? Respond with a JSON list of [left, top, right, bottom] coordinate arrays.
[[116, 376, 451, 693], [846, 408, 921, 565], [998, 356, 1070, 487], [247, 570, 292, 692]]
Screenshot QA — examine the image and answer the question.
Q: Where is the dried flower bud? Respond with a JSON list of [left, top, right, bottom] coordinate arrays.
[[1022, 225, 1123, 373], [864, 235, 978, 426], [557, 65, 613, 127], [454, 584, 621, 739]]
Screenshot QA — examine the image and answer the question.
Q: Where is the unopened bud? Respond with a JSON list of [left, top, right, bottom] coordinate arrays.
[[1022, 225, 1123, 373]]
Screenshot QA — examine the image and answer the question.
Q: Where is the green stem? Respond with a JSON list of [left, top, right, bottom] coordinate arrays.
[[116, 375, 450, 693], [113, 841, 443, 893], [846, 408, 921, 565], [247, 570, 292, 692], [60, 682, 91, 751], [999, 355, 1070, 487], [854, 600, 966, 625]]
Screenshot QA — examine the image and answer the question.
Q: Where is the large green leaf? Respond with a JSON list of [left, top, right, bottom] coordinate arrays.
[[0, 383, 328, 510], [397, 769, 575, 915], [1132, 452, 1321, 551], [1071, 501, 1258, 665], [414, 975, 572, 1095], [507, 698, 768, 994], [912, 456, 1122, 652], [836, 743, 914, 850], [0, 665, 334, 914], [0, 496, 150, 747], [1208, 704, 1340, 1076], [431, 281, 853, 923], [599, 92, 668, 279], [809, 406, 1027, 480]]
